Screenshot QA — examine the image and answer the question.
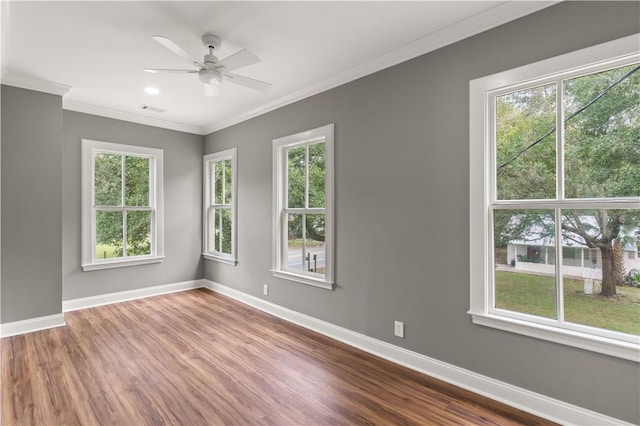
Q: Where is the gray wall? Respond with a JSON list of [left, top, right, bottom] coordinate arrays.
[[62, 111, 203, 300], [204, 2, 640, 423], [1, 85, 63, 323]]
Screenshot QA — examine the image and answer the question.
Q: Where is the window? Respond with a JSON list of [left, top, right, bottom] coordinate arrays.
[[202, 148, 237, 265], [272, 124, 334, 289], [470, 34, 640, 361], [81, 139, 164, 271]]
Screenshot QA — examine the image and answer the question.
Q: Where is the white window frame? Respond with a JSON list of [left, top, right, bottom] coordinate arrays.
[[81, 139, 164, 271], [202, 148, 238, 265], [469, 34, 640, 362], [272, 124, 335, 290]]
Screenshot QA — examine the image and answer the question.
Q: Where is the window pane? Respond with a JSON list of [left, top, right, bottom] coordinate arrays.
[[125, 156, 149, 206], [287, 213, 303, 271], [287, 146, 305, 208], [224, 159, 232, 205], [306, 214, 325, 276], [562, 209, 640, 335], [127, 211, 151, 256], [564, 64, 640, 199], [494, 209, 557, 319], [495, 84, 557, 200], [221, 208, 232, 255], [94, 153, 122, 206], [308, 142, 325, 208], [214, 208, 221, 252], [214, 161, 223, 204], [208, 162, 215, 204], [95, 210, 123, 258], [206, 207, 216, 253]]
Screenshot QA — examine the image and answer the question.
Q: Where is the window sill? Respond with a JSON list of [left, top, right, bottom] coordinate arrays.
[[202, 253, 237, 266], [271, 270, 334, 290], [82, 256, 164, 271], [469, 312, 640, 362]]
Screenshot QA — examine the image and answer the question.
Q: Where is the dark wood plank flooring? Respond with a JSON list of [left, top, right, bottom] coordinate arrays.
[[1, 288, 555, 425]]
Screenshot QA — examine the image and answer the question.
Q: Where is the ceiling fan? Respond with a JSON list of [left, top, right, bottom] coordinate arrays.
[[145, 33, 271, 96]]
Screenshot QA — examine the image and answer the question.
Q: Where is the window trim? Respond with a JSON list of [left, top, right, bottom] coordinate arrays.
[[202, 148, 238, 265], [272, 124, 335, 290], [81, 139, 164, 271], [469, 34, 640, 362]]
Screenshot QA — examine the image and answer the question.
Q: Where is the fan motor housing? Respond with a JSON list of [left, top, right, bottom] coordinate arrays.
[[204, 54, 218, 65], [202, 33, 221, 50]]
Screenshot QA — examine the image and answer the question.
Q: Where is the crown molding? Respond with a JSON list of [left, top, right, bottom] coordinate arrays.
[[202, 1, 559, 134], [63, 100, 204, 135], [1, 74, 71, 96]]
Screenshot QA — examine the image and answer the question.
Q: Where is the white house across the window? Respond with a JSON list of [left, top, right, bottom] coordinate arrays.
[[81, 139, 164, 271], [469, 34, 640, 362], [202, 148, 237, 265], [272, 124, 334, 289]]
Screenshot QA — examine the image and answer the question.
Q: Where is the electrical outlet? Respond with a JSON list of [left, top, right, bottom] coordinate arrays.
[[263, 284, 269, 296], [394, 321, 404, 338]]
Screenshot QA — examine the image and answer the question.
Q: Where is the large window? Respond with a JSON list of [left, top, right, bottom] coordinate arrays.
[[469, 35, 640, 361], [272, 124, 334, 289], [203, 148, 237, 265], [82, 139, 164, 271]]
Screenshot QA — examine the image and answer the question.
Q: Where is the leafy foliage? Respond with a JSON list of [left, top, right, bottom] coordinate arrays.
[[564, 64, 640, 198], [209, 159, 233, 255], [496, 84, 556, 199], [287, 142, 326, 243], [94, 153, 152, 258], [495, 63, 640, 296]]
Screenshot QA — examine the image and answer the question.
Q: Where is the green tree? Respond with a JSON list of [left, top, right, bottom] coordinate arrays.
[[496, 63, 640, 297], [94, 154, 151, 257], [287, 142, 326, 243], [212, 159, 233, 255]]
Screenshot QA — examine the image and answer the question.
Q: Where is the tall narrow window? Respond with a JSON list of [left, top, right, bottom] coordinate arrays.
[[273, 124, 334, 289], [82, 139, 164, 271], [203, 148, 237, 265], [470, 35, 639, 361]]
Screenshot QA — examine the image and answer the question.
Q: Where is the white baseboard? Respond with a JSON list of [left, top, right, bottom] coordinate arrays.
[[0, 313, 66, 338], [203, 279, 632, 426], [63, 279, 206, 312]]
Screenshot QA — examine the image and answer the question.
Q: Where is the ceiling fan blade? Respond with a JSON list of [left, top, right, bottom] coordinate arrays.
[[144, 69, 198, 74], [204, 84, 220, 97], [223, 72, 271, 91], [216, 49, 259, 72], [152, 35, 205, 69]]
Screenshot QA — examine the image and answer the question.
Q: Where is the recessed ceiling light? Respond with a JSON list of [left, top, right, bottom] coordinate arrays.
[[144, 87, 160, 95]]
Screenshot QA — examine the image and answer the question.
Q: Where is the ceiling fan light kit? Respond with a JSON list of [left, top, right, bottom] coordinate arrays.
[[145, 33, 271, 96], [199, 69, 222, 85]]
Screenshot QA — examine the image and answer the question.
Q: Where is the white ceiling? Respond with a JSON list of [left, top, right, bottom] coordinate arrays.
[[1, 1, 554, 135]]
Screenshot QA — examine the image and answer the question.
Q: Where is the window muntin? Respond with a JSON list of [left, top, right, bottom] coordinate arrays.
[[203, 149, 237, 264], [470, 35, 640, 361], [273, 124, 334, 289], [82, 139, 164, 271]]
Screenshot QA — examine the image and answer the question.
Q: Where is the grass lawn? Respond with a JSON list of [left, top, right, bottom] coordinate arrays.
[[287, 239, 324, 249], [95, 243, 121, 259], [495, 271, 640, 336]]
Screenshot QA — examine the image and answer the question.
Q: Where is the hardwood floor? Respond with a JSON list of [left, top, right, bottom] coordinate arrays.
[[2, 288, 554, 425]]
